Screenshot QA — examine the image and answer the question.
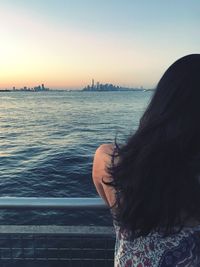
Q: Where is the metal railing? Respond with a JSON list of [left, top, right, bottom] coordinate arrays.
[[0, 197, 106, 209], [0, 197, 115, 267]]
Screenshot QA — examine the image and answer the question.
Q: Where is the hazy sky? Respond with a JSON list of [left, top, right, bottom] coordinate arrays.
[[0, 0, 199, 89]]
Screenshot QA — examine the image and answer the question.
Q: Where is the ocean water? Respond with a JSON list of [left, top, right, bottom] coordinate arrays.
[[0, 91, 152, 225]]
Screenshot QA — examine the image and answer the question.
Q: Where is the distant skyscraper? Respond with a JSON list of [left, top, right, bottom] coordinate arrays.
[[92, 79, 94, 89], [42, 84, 44, 90]]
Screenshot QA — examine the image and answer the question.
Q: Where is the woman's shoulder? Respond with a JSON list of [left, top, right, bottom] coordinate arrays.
[[93, 144, 115, 178], [92, 143, 117, 206], [94, 143, 119, 170], [95, 143, 115, 156]]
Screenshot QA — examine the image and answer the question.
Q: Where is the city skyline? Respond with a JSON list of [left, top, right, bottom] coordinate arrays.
[[1, 80, 148, 91], [0, 0, 199, 90]]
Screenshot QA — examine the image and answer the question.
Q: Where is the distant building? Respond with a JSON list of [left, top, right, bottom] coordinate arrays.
[[11, 84, 49, 92], [34, 84, 49, 91], [92, 79, 94, 89], [83, 81, 129, 91], [82, 81, 148, 92]]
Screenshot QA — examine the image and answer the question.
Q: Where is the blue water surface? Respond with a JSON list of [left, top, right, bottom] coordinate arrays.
[[0, 91, 151, 225]]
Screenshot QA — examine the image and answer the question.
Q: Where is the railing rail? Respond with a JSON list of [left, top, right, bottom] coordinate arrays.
[[0, 225, 114, 235], [0, 197, 106, 209]]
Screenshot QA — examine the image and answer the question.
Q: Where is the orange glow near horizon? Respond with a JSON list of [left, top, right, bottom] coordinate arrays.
[[0, 5, 164, 90]]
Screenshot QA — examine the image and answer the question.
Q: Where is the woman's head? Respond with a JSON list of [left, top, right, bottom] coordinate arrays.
[[139, 54, 200, 156], [108, 54, 200, 237], [142, 54, 200, 124]]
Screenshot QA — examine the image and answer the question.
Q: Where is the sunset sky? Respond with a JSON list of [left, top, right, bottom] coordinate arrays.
[[0, 0, 199, 90]]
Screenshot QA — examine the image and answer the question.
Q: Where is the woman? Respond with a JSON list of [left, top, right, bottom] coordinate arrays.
[[92, 54, 200, 266]]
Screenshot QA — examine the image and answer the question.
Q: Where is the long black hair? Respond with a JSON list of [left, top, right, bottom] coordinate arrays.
[[107, 54, 200, 237]]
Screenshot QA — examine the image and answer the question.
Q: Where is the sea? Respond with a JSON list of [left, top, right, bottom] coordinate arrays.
[[0, 90, 152, 226]]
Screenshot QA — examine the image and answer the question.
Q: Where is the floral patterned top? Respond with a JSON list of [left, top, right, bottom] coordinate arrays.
[[114, 223, 200, 267]]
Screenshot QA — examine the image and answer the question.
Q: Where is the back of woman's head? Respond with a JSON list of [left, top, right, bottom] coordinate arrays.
[[108, 54, 200, 238]]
